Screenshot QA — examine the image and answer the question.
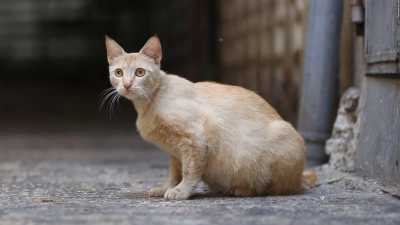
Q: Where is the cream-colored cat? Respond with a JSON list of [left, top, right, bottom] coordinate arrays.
[[105, 35, 317, 200]]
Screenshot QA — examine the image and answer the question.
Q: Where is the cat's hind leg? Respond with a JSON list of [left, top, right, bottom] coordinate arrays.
[[149, 156, 182, 197]]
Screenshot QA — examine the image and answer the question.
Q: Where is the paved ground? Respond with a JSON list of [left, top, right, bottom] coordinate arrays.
[[1, 121, 400, 225]]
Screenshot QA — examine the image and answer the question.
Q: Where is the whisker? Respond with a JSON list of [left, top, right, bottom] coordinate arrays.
[[107, 92, 118, 117], [144, 87, 155, 99], [111, 92, 120, 119], [108, 93, 117, 118], [99, 87, 115, 97], [140, 87, 155, 102], [99, 88, 115, 102], [140, 88, 151, 102], [116, 94, 123, 112], [99, 89, 117, 112], [99, 92, 115, 111], [99, 88, 115, 103]]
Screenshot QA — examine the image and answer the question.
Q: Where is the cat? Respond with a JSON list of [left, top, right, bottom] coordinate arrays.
[[105, 35, 317, 200]]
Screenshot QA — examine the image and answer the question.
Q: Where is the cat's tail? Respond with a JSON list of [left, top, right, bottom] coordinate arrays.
[[301, 171, 318, 190]]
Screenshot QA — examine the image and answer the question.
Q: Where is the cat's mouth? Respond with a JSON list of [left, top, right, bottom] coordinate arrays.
[[118, 87, 131, 93], [119, 89, 131, 96], [119, 88, 137, 98]]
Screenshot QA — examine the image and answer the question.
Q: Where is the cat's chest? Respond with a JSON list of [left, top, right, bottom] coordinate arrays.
[[136, 114, 157, 140], [136, 113, 182, 157]]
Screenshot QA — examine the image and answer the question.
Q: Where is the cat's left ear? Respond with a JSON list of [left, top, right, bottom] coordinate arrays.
[[105, 35, 126, 65], [139, 35, 162, 65]]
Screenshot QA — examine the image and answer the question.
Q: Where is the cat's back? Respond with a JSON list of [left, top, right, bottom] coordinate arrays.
[[194, 82, 281, 121]]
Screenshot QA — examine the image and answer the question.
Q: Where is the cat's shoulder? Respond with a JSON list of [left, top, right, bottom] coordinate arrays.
[[165, 74, 193, 85]]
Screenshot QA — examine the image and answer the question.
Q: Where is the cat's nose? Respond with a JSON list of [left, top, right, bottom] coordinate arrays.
[[123, 80, 133, 89], [123, 83, 132, 89]]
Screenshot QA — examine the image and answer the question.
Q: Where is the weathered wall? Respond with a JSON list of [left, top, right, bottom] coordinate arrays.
[[219, 0, 352, 126], [352, 0, 400, 188], [219, 0, 309, 125], [355, 77, 400, 188]]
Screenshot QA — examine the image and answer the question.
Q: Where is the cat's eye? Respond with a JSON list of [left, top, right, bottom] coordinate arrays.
[[135, 68, 145, 77], [115, 69, 123, 77]]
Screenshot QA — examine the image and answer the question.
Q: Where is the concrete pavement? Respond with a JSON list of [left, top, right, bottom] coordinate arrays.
[[1, 123, 399, 225]]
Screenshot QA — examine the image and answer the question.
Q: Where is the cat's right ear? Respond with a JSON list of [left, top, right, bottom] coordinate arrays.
[[105, 35, 126, 65]]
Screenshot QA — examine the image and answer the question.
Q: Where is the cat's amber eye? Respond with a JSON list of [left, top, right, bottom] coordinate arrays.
[[115, 69, 123, 77], [135, 68, 145, 77]]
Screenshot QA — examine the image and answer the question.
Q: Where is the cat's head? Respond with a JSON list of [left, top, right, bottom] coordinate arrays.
[[105, 35, 163, 101]]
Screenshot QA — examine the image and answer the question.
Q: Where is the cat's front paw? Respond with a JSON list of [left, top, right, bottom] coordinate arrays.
[[164, 187, 190, 200], [149, 187, 167, 197]]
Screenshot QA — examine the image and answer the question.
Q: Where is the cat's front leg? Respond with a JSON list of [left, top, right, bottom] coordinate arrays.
[[149, 156, 182, 197], [164, 147, 206, 200]]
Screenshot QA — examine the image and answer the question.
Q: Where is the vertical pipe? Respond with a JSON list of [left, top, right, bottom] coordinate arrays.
[[297, 0, 344, 165]]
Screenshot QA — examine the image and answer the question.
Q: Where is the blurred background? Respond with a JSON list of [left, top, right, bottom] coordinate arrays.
[[0, 0, 352, 137]]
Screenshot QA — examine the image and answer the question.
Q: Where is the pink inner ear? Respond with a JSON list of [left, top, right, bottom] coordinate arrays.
[[105, 37, 125, 64], [108, 49, 122, 61], [142, 48, 161, 64], [143, 48, 157, 60], [140, 37, 162, 64]]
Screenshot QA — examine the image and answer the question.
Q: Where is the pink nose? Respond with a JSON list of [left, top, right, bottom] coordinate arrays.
[[123, 80, 133, 89], [123, 83, 132, 89]]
